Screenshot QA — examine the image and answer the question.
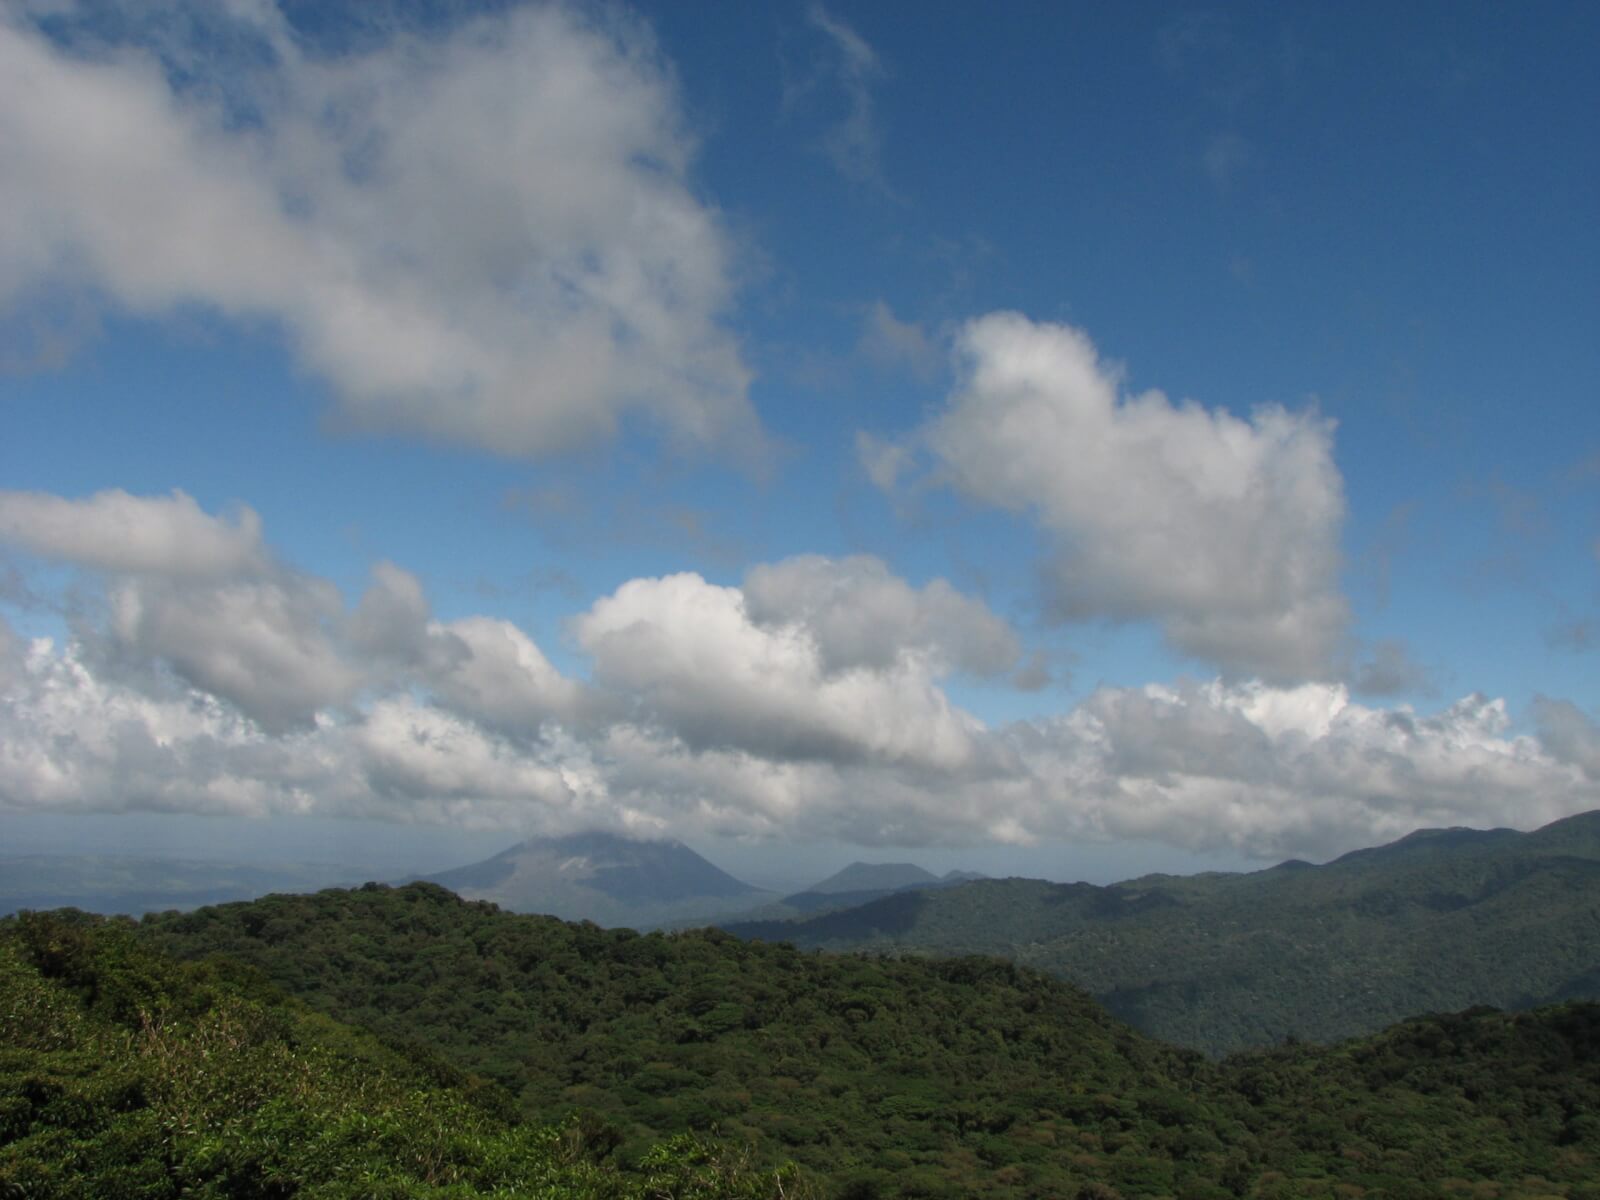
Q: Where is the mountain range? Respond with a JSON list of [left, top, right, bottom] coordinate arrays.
[[723, 810, 1600, 1055], [0, 830, 982, 929], [411, 837, 988, 928], [13, 812, 1600, 1057], [734, 861, 990, 922]]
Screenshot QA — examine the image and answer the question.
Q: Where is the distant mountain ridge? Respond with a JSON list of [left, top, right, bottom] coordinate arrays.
[[0, 854, 362, 917], [806, 861, 940, 894], [724, 860, 988, 924], [724, 809, 1600, 1055], [413, 831, 769, 926]]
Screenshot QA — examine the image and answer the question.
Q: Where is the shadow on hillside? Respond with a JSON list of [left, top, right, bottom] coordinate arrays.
[[726, 888, 930, 943]]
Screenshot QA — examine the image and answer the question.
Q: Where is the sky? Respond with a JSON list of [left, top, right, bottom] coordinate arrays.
[[0, 0, 1597, 889]]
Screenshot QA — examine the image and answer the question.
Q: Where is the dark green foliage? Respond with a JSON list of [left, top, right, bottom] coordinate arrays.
[[1219, 1004, 1600, 1198], [135, 882, 1600, 1198], [0, 909, 799, 1199], [140, 884, 1231, 1196], [726, 810, 1600, 1055]]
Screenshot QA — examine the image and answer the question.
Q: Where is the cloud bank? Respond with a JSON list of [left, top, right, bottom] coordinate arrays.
[[3, 490, 1593, 861], [0, 1, 760, 460]]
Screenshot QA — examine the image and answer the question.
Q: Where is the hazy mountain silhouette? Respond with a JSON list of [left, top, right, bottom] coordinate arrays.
[[806, 862, 941, 894], [413, 831, 770, 927]]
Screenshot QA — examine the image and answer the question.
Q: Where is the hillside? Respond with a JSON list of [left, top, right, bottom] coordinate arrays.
[[0, 909, 792, 1198], [136, 882, 1600, 1199], [724, 810, 1600, 1055], [412, 830, 772, 926], [140, 882, 1224, 1197]]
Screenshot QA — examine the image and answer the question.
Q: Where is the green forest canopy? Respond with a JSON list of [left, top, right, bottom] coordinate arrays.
[[109, 882, 1600, 1199], [723, 811, 1600, 1055]]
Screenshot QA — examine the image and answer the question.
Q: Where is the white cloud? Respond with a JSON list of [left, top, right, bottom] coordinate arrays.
[[0, 2, 760, 461], [426, 615, 581, 735], [742, 553, 1018, 677], [573, 570, 983, 770], [987, 681, 1593, 859], [344, 562, 446, 673], [4, 592, 1597, 859], [0, 488, 357, 729], [102, 572, 360, 732], [874, 312, 1349, 681], [0, 633, 597, 831], [0, 631, 312, 818], [0, 491, 583, 734], [1, 489, 1594, 860], [592, 727, 1015, 848], [0, 489, 266, 577], [350, 696, 589, 819]]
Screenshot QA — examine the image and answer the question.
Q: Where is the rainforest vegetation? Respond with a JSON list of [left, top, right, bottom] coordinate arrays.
[[0, 907, 797, 1198], [25, 883, 1574, 1200], [725, 812, 1600, 1055]]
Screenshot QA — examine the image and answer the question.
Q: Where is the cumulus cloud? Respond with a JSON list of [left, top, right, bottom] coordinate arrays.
[[0, 489, 354, 728], [0, 490, 579, 734], [1023, 681, 1583, 857], [2, 489, 1595, 859], [572, 569, 984, 770], [426, 616, 582, 735], [869, 312, 1349, 681], [350, 697, 591, 819], [344, 562, 445, 673], [4, 595, 1597, 859], [0, 1, 760, 460], [742, 554, 1018, 676], [0, 634, 598, 830], [101, 572, 360, 732]]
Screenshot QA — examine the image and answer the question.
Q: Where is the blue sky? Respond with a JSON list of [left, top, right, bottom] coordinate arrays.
[[0, 0, 1596, 887]]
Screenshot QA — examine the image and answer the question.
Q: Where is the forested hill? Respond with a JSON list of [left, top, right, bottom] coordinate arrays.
[[724, 810, 1600, 1055], [139, 883, 1214, 1197], [0, 909, 791, 1199], [132, 882, 1600, 1199]]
